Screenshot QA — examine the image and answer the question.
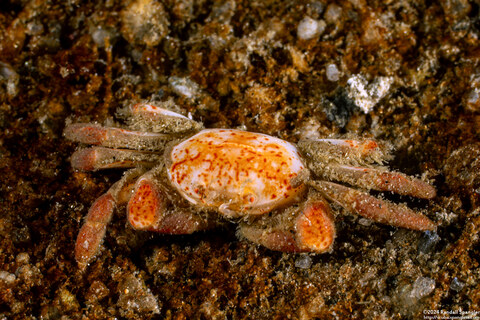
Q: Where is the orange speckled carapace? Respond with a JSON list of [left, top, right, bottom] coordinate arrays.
[[168, 129, 306, 217]]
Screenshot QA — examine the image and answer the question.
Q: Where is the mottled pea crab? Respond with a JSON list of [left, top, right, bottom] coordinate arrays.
[[65, 102, 436, 269]]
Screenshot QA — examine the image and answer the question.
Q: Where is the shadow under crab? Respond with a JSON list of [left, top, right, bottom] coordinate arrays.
[[64, 102, 436, 270]]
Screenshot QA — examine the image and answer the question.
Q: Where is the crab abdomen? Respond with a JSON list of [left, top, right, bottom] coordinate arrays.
[[167, 129, 306, 217]]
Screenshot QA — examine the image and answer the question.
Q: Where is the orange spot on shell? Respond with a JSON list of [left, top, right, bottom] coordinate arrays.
[[297, 201, 335, 252], [128, 180, 163, 229]]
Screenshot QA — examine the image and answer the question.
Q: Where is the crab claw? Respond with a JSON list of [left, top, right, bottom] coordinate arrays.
[[238, 197, 336, 253], [295, 200, 336, 252], [127, 176, 210, 234], [127, 178, 167, 230]]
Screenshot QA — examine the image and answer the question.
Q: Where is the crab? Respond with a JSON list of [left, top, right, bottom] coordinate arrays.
[[65, 102, 436, 269]]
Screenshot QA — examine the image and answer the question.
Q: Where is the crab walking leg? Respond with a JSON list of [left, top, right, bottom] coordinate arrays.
[[123, 103, 203, 133], [64, 123, 174, 151], [298, 137, 392, 165], [314, 138, 381, 155], [326, 165, 436, 199], [238, 197, 336, 253], [311, 181, 436, 231], [75, 168, 144, 270], [127, 167, 211, 233], [71, 147, 162, 171]]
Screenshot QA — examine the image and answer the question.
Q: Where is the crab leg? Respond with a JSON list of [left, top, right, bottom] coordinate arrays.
[[311, 181, 436, 231], [238, 196, 336, 253], [122, 102, 203, 133], [298, 137, 392, 165], [298, 138, 436, 199], [325, 165, 436, 199], [75, 168, 144, 270], [309, 138, 384, 157], [127, 166, 213, 234], [64, 123, 173, 151], [71, 147, 162, 171]]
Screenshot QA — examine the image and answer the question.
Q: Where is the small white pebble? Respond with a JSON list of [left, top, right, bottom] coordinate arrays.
[[466, 88, 480, 112], [0, 270, 16, 284], [169, 76, 200, 99], [450, 277, 465, 292], [410, 276, 435, 299], [346, 74, 394, 113], [357, 217, 372, 227], [91, 27, 112, 47], [324, 4, 342, 24], [326, 63, 340, 82], [15, 252, 30, 265], [0, 62, 20, 98], [297, 17, 325, 40], [295, 254, 313, 269]]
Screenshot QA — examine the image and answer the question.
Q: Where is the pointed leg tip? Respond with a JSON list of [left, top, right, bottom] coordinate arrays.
[[405, 214, 437, 232], [296, 201, 336, 253], [74, 193, 115, 269], [420, 184, 437, 199], [127, 179, 165, 230], [74, 223, 106, 270], [71, 148, 98, 171]]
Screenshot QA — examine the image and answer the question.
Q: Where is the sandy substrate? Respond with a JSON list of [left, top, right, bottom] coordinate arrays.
[[0, 0, 479, 319]]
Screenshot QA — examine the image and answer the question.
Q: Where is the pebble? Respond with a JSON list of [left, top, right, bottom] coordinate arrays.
[[417, 230, 440, 254], [297, 17, 326, 40], [0, 62, 20, 98], [449, 277, 465, 292], [346, 74, 394, 113], [326, 63, 340, 82], [410, 276, 435, 299], [91, 27, 116, 47], [15, 252, 30, 265], [118, 274, 160, 314], [121, 0, 169, 47], [169, 76, 200, 99], [0, 270, 16, 284], [465, 88, 480, 112], [324, 4, 342, 25], [295, 254, 313, 269]]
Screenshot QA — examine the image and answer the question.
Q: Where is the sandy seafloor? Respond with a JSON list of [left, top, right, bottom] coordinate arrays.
[[0, 0, 480, 319]]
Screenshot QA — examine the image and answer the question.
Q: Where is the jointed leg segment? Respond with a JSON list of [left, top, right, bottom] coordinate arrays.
[[238, 195, 336, 253], [71, 147, 162, 171], [311, 181, 435, 231], [64, 123, 174, 151], [75, 168, 144, 270]]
